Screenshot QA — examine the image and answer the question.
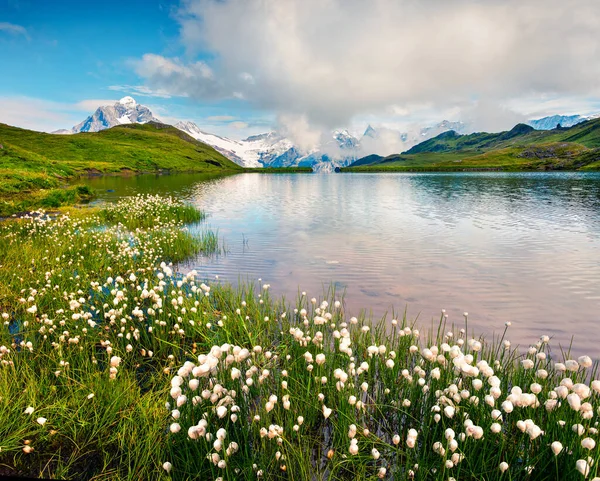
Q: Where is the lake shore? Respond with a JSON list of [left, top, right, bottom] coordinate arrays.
[[2, 194, 600, 480]]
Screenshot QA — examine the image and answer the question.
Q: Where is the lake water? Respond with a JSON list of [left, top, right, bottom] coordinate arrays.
[[82, 172, 600, 356]]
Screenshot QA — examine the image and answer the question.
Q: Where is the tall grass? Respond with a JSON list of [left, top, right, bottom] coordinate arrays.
[[1, 195, 599, 480]]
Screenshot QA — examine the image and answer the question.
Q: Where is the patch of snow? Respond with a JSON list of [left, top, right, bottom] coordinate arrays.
[[119, 96, 137, 107]]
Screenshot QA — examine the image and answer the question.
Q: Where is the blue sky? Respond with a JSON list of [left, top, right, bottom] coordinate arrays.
[[0, 0, 273, 136], [1, 0, 600, 143]]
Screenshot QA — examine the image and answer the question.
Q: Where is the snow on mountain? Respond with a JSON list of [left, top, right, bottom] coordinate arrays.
[[50, 96, 482, 171], [526, 114, 588, 130], [53, 97, 159, 134], [175, 121, 292, 168]]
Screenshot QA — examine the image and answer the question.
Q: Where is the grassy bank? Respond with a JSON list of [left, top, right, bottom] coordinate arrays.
[[1, 195, 600, 480], [343, 119, 600, 172], [341, 145, 600, 172], [0, 122, 243, 215]]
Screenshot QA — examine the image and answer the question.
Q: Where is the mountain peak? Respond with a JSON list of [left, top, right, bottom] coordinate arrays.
[[363, 125, 377, 137], [118, 96, 137, 107]]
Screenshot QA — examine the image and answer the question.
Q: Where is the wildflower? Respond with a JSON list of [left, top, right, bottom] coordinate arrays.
[[36, 417, 47, 426], [444, 406, 455, 418], [565, 360, 579, 371], [567, 393, 582, 411], [371, 448, 380, 460], [24, 406, 34, 415], [551, 441, 563, 455], [322, 405, 332, 419], [521, 359, 534, 370], [578, 356, 593, 368], [499, 462, 509, 473], [582, 438, 596, 450], [576, 459, 590, 477]]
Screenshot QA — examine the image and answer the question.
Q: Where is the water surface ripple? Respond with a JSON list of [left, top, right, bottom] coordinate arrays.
[[87, 172, 600, 356]]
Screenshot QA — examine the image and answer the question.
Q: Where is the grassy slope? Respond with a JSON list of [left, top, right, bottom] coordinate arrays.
[[0, 122, 243, 214], [343, 119, 600, 172]]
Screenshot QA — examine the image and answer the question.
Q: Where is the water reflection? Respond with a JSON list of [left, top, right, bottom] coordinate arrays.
[[86, 172, 600, 356]]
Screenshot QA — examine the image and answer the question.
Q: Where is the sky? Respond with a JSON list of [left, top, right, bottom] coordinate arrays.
[[1, 0, 600, 145]]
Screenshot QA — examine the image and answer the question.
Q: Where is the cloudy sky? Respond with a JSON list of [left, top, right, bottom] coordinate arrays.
[[1, 0, 600, 145]]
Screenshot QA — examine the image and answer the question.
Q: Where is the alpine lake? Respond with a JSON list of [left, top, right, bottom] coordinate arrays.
[[78, 171, 600, 357]]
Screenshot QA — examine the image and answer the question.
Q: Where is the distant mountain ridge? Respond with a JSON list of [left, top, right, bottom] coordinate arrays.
[[51, 97, 599, 171], [344, 117, 600, 172], [53, 97, 475, 171]]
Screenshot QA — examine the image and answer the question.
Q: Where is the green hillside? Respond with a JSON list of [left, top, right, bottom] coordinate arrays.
[[0, 122, 243, 214], [342, 118, 600, 172]]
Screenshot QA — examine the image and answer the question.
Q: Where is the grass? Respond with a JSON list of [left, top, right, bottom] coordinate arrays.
[[343, 118, 600, 172], [0, 122, 243, 216], [2, 195, 600, 480]]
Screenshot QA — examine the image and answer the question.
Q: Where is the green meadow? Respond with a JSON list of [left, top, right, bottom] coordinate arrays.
[[1, 195, 599, 480]]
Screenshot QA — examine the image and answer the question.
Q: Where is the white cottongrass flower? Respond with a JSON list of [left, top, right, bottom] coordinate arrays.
[[521, 359, 534, 370], [551, 441, 563, 455], [163, 462, 172, 473], [567, 393, 581, 411], [499, 462, 509, 473], [36, 417, 47, 426], [576, 459, 590, 477], [581, 438, 596, 450], [565, 360, 579, 371], [24, 406, 34, 415]]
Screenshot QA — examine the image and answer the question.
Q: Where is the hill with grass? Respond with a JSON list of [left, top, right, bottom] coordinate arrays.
[[0, 121, 243, 214], [342, 118, 600, 172]]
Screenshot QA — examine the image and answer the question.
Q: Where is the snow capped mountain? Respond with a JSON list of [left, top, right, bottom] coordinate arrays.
[[175, 121, 292, 168], [54, 97, 159, 134], [50, 96, 488, 171], [526, 114, 588, 130], [178, 119, 469, 171]]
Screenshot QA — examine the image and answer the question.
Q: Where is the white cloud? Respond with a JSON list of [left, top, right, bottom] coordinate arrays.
[[0, 22, 28, 38], [0, 96, 121, 132], [133, 0, 600, 141], [0, 97, 78, 132], [229, 121, 248, 129], [74, 99, 118, 111], [130, 54, 225, 98], [108, 84, 173, 99]]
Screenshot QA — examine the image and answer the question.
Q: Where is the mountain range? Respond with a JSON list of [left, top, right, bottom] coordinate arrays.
[[343, 118, 600, 172], [52, 97, 598, 172]]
